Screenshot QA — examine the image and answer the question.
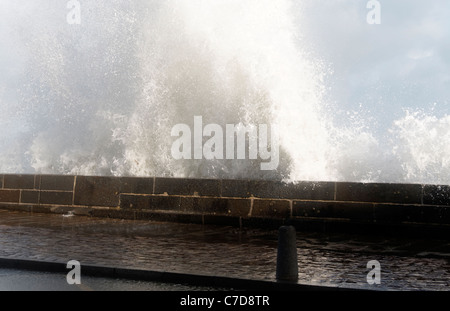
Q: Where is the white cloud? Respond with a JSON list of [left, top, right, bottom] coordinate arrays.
[[297, 0, 450, 118]]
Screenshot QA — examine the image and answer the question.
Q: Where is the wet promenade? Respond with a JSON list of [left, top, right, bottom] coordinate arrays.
[[0, 209, 449, 290]]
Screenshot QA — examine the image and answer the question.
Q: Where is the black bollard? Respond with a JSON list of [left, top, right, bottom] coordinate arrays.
[[276, 225, 298, 282]]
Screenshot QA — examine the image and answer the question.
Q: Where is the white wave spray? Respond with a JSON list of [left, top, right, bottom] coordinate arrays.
[[0, 0, 449, 185]]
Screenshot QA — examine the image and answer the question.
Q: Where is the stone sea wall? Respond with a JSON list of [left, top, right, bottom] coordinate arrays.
[[0, 174, 449, 235]]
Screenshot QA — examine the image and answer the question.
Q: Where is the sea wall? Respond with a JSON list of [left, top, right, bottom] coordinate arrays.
[[0, 174, 449, 236]]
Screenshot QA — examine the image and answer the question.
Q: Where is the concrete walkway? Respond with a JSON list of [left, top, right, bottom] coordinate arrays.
[[0, 266, 218, 291], [0, 209, 449, 290]]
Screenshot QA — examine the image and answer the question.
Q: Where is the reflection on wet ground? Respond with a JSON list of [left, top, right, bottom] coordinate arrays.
[[0, 268, 220, 291], [0, 209, 449, 290]]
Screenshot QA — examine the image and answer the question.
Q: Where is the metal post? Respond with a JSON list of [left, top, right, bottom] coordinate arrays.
[[276, 225, 298, 281]]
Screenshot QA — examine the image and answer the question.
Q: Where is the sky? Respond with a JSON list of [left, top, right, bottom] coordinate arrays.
[[2, 0, 449, 120], [295, 0, 450, 128], [0, 0, 449, 182]]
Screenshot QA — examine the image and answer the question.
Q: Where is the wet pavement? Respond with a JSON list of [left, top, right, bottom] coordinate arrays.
[[0, 268, 219, 291], [0, 209, 449, 290]]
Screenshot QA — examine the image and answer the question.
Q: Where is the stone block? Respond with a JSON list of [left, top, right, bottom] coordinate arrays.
[[222, 179, 285, 199], [120, 194, 181, 211], [251, 199, 290, 218], [221, 179, 251, 198], [74, 176, 121, 207], [373, 204, 404, 224], [401, 204, 449, 224], [293, 201, 336, 218], [423, 185, 450, 206], [154, 177, 220, 197], [293, 201, 374, 221], [40, 175, 75, 191], [0, 189, 20, 203], [21, 190, 40, 204], [119, 177, 153, 195], [280, 181, 335, 200], [335, 182, 422, 204], [39, 191, 73, 205], [243, 180, 335, 200], [3, 174, 36, 190], [375, 203, 450, 225], [186, 197, 251, 216], [247, 180, 283, 199]]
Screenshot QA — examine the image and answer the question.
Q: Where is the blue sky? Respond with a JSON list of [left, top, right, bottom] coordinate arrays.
[[295, 0, 450, 129]]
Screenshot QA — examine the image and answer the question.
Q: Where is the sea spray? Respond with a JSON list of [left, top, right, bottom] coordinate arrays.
[[0, 0, 449, 185]]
